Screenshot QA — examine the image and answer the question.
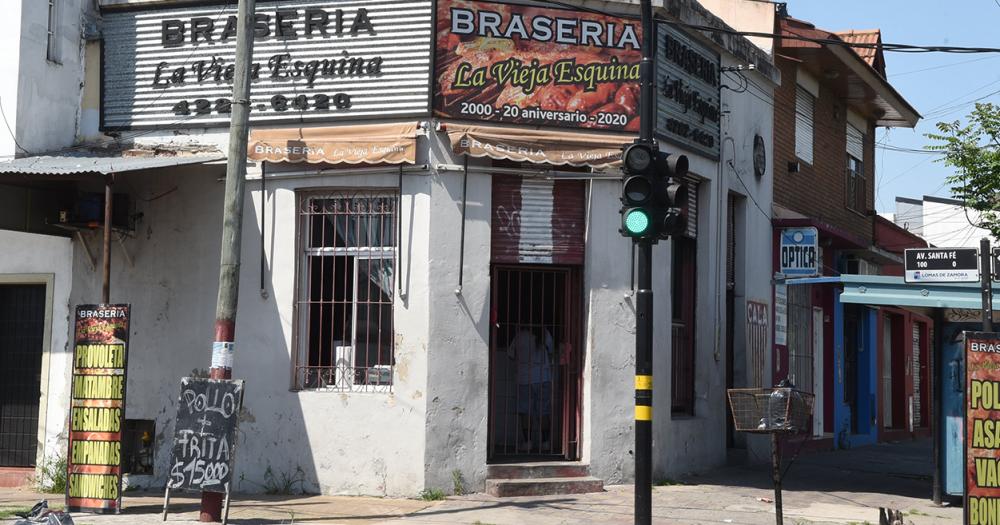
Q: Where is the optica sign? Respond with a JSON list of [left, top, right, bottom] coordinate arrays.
[[779, 227, 819, 277]]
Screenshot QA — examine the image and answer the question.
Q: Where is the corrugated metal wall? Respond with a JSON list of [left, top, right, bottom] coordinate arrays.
[[491, 176, 586, 265], [102, 1, 433, 129]]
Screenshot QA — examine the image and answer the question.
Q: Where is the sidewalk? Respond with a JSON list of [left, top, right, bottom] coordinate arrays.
[[0, 439, 962, 524]]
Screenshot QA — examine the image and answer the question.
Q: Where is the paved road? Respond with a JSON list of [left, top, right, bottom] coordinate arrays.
[[0, 439, 961, 524]]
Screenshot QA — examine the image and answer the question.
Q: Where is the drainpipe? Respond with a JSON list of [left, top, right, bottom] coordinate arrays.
[[932, 308, 942, 505], [102, 176, 113, 303], [456, 155, 468, 295]]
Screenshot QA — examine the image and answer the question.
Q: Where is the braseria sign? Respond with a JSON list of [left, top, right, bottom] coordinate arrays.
[[101, 1, 433, 129], [66, 305, 130, 514]]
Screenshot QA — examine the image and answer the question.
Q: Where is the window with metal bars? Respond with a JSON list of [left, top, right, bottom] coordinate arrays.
[[46, 0, 59, 64], [671, 236, 697, 416], [295, 192, 397, 392]]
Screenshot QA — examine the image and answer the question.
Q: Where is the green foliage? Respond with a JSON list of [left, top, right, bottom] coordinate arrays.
[[654, 478, 685, 486], [451, 469, 467, 495], [926, 102, 1000, 239], [0, 507, 33, 519], [33, 456, 68, 494], [419, 487, 446, 501], [263, 465, 308, 495]]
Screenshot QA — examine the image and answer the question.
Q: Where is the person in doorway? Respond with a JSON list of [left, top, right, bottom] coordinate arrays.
[[508, 327, 554, 453]]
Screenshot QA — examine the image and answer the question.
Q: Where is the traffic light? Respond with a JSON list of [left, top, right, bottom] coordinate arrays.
[[619, 140, 689, 241]]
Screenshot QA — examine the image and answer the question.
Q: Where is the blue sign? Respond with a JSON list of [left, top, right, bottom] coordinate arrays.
[[780, 227, 819, 277]]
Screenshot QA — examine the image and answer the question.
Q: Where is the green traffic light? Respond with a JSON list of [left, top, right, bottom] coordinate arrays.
[[624, 208, 651, 235]]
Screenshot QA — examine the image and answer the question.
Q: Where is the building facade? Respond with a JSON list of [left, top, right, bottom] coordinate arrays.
[[0, 0, 779, 496], [767, 9, 927, 449]]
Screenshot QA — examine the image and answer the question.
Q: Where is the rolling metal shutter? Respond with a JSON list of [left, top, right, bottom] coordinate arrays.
[[846, 123, 865, 161], [491, 176, 586, 265], [795, 86, 814, 165], [684, 176, 700, 239]]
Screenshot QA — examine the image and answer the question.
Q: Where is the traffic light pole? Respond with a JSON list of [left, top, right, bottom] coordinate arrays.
[[981, 237, 994, 333], [635, 1, 655, 524]]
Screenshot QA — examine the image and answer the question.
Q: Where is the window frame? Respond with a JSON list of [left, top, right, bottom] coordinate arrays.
[[846, 153, 866, 215], [794, 86, 815, 165], [293, 190, 398, 393], [46, 0, 60, 64]]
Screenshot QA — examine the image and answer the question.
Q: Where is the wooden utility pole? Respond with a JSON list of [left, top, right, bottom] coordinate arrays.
[[201, 0, 256, 521]]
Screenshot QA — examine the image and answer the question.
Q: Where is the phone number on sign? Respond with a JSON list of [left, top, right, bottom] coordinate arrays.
[[459, 103, 628, 126], [171, 93, 353, 116]]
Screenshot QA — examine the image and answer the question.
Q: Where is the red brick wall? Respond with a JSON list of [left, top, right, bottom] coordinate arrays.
[[772, 57, 875, 245]]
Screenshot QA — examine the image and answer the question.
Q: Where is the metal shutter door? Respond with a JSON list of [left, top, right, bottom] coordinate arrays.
[[795, 86, 814, 165], [491, 176, 586, 265], [684, 176, 700, 239]]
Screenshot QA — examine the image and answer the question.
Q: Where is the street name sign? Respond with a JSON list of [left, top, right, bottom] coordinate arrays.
[[904, 247, 979, 283]]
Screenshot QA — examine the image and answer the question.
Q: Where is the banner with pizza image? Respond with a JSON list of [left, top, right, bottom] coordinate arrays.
[[435, 0, 642, 132]]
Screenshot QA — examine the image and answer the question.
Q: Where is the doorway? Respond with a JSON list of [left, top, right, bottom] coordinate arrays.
[[0, 284, 46, 467], [488, 266, 580, 462]]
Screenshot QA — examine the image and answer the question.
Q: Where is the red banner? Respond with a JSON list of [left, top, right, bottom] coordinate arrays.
[[66, 304, 130, 514], [967, 332, 1000, 525], [435, 0, 642, 132]]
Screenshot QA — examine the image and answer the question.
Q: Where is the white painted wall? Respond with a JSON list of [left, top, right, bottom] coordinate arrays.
[[919, 198, 988, 248], [0, 230, 74, 470], [64, 162, 431, 496], [12, 0, 89, 155], [698, 0, 776, 55], [0, 3, 24, 158]]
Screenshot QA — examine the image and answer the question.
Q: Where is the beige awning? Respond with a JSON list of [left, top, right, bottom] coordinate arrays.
[[248, 122, 419, 164], [446, 123, 635, 168]]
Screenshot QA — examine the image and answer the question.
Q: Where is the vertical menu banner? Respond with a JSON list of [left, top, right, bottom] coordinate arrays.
[[967, 332, 1000, 525], [66, 304, 130, 514]]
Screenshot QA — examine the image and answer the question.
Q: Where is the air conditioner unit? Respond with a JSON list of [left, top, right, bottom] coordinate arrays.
[[59, 192, 134, 231], [844, 258, 879, 275]]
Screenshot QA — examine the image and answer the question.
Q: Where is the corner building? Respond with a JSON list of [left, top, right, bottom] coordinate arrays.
[[0, 0, 778, 496]]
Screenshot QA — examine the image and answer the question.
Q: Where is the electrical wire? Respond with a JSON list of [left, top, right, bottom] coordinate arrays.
[[665, 19, 1000, 54], [0, 96, 32, 156]]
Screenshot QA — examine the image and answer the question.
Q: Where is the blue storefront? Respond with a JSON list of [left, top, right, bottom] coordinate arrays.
[[781, 274, 999, 501]]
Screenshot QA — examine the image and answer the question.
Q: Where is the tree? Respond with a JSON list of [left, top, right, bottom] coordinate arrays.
[[926, 102, 1000, 240]]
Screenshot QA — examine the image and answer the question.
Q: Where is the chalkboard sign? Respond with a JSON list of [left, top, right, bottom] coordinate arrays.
[[167, 378, 244, 493]]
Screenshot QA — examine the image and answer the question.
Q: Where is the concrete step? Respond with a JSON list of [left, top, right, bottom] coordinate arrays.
[[487, 462, 591, 480], [486, 476, 604, 497], [0, 467, 33, 488]]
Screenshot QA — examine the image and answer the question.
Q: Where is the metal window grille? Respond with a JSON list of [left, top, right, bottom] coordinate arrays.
[[46, 0, 59, 63], [786, 284, 813, 393], [671, 237, 697, 415], [295, 192, 397, 392]]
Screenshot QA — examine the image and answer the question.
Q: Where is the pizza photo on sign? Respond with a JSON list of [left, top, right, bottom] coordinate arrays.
[[435, 0, 642, 132]]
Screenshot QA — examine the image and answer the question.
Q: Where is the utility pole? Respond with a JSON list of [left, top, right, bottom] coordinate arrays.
[[982, 237, 994, 332], [200, 0, 256, 521], [635, 1, 655, 524]]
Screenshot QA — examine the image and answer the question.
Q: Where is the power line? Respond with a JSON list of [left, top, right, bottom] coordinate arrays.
[[890, 55, 1000, 77], [664, 19, 1000, 54]]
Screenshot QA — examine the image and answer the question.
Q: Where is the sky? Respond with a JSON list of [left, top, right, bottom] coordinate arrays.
[[782, 0, 1000, 214]]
